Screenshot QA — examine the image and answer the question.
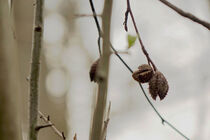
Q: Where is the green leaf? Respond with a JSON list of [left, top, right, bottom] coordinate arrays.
[[127, 34, 137, 49]]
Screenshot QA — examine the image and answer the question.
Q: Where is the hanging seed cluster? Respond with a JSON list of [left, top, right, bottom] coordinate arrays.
[[132, 64, 154, 83], [149, 71, 169, 100], [132, 64, 169, 100], [89, 61, 169, 100]]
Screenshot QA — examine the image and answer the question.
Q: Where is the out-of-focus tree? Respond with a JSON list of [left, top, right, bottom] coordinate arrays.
[[0, 1, 21, 140], [14, 0, 68, 139]]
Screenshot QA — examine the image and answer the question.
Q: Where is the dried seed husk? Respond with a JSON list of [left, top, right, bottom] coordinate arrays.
[[89, 59, 100, 82], [132, 64, 154, 83], [149, 71, 169, 100]]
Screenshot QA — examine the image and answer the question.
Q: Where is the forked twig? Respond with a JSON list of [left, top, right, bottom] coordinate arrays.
[[158, 0, 210, 30], [89, 0, 190, 139], [29, 0, 44, 139], [38, 111, 66, 140], [124, 0, 157, 71], [35, 124, 53, 131]]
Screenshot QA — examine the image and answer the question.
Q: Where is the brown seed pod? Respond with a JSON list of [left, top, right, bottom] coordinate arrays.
[[89, 59, 100, 82], [148, 71, 169, 100], [132, 64, 154, 83]]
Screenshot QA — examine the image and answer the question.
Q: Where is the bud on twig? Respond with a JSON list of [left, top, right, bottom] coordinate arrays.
[[149, 71, 169, 100], [89, 59, 100, 82]]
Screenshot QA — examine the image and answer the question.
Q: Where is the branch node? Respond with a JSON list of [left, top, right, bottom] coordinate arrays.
[[35, 124, 53, 131], [35, 26, 42, 32], [33, 2, 37, 6], [161, 119, 165, 125], [47, 115, 50, 121], [38, 111, 66, 139], [123, 10, 130, 31], [62, 132, 66, 139], [73, 133, 77, 140]]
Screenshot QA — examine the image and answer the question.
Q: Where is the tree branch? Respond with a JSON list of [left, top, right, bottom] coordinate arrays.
[[35, 124, 53, 131], [90, 0, 113, 140], [124, 0, 157, 71], [29, 0, 44, 140], [38, 111, 66, 140], [124, 0, 189, 139], [158, 0, 210, 30], [89, 0, 102, 56], [89, 0, 190, 139]]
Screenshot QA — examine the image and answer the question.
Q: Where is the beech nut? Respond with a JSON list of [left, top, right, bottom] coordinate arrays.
[[132, 64, 154, 83], [89, 59, 100, 82], [148, 71, 169, 100]]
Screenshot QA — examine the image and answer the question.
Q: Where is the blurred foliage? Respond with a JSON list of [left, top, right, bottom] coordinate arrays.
[[127, 34, 137, 49]]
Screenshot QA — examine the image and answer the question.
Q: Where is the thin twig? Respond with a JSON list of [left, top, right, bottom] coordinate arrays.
[[158, 0, 210, 30], [29, 0, 44, 140], [89, 1, 190, 140], [124, 0, 157, 71], [38, 111, 66, 140], [89, 0, 102, 56], [138, 83, 189, 139], [35, 124, 53, 131]]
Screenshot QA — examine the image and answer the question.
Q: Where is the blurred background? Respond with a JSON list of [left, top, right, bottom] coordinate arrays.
[[1, 0, 210, 140]]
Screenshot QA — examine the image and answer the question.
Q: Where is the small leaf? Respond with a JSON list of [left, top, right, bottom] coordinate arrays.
[[127, 34, 137, 49]]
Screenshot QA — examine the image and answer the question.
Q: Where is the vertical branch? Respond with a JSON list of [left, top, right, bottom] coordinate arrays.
[[124, 0, 157, 71], [29, 0, 44, 140], [90, 0, 113, 140]]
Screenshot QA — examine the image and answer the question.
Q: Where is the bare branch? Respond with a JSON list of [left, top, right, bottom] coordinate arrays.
[[89, 0, 190, 140], [38, 111, 66, 140], [124, 0, 157, 71], [123, 0, 190, 139], [159, 0, 210, 30], [29, 0, 44, 140], [89, 0, 113, 140], [123, 5, 129, 32], [35, 124, 53, 131], [89, 0, 102, 56]]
